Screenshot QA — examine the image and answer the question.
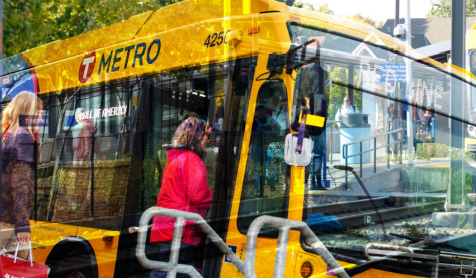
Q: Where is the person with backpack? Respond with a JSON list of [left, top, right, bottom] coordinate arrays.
[[335, 97, 359, 126]]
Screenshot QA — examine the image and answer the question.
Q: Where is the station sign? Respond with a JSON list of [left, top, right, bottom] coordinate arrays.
[[378, 63, 406, 83]]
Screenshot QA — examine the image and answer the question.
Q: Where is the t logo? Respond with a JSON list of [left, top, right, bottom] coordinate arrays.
[[79, 51, 96, 83]]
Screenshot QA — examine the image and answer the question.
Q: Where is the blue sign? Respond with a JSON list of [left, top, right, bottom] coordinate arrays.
[[63, 111, 78, 129], [431, 117, 435, 138], [379, 64, 406, 83], [224, 245, 237, 263], [1, 72, 36, 101]]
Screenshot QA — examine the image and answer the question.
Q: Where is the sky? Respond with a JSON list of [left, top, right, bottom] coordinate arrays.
[[304, 0, 435, 24]]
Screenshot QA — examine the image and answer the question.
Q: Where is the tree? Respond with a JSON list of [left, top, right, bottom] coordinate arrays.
[[3, 0, 183, 58], [351, 13, 383, 28], [328, 67, 348, 120], [427, 0, 476, 17], [3, 0, 50, 57], [301, 2, 334, 14], [276, 0, 302, 8]]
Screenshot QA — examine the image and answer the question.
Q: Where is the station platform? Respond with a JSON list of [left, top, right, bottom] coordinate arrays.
[[318, 152, 472, 195]]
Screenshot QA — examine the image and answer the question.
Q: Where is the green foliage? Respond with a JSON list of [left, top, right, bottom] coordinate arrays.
[[450, 168, 472, 205], [351, 13, 383, 28], [327, 66, 362, 120], [4, 0, 183, 57], [143, 156, 160, 209], [427, 0, 476, 17], [414, 143, 449, 160], [301, 2, 334, 14], [276, 0, 302, 8], [403, 165, 472, 210], [403, 222, 429, 238], [315, 3, 334, 15], [418, 168, 450, 192], [414, 143, 475, 161], [4, 0, 47, 57], [328, 67, 347, 120]]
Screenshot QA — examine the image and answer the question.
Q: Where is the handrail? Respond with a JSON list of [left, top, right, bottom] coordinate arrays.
[[245, 215, 350, 278], [343, 128, 403, 146], [135, 208, 350, 278], [135, 207, 245, 278], [342, 128, 405, 185], [326, 120, 339, 166]]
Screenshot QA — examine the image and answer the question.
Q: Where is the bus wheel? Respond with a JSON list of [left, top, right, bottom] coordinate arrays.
[[49, 254, 95, 278], [65, 271, 88, 278]]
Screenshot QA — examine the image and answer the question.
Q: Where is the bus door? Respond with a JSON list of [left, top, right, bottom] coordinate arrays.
[[219, 48, 319, 277], [129, 58, 257, 278]]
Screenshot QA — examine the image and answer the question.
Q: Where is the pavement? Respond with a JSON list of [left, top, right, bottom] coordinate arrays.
[[317, 152, 456, 195]]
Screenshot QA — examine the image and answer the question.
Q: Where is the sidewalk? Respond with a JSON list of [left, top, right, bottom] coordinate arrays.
[[321, 152, 453, 194]]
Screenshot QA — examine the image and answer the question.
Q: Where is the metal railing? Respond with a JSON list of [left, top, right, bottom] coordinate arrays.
[[135, 207, 244, 278], [134, 207, 350, 278], [326, 120, 340, 164], [365, 243, 476, 277], [244, 215, 349, 278], [342, 128, 404, 185]]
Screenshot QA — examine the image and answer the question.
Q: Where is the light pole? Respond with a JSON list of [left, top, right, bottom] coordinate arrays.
[[395, 0, 399, 28], [448, 0, 466, 212], [405, 0, 414, 167]]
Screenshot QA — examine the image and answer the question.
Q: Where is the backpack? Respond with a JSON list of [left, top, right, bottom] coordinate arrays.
[[338, 105, 356, 117]]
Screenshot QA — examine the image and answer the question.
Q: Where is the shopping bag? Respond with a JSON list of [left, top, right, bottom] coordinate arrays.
[[0, 242, 48, 278]]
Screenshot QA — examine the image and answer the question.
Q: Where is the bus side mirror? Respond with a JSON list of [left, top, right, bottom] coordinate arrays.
[[290, 94, 326, 136]]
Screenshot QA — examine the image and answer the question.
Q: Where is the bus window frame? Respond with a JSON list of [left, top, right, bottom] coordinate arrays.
[[469, 50, 476, 112], [286, 21, 476, 132], [287, 21, 476, 87], [237, 78, 289, 238]]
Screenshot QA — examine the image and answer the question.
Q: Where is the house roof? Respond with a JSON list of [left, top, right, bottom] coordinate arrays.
[[379, 18, 476, 48]]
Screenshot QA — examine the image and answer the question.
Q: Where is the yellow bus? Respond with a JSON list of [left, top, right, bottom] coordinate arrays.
[[2, 0, 476, 277]]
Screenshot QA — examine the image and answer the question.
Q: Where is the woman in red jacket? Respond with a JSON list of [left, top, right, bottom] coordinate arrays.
[[150, 112, 212, 278]]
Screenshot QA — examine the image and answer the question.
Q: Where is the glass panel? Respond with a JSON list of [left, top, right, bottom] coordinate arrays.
[[35, 81, 135, 229], [145, 58, 254, 208], [288, 22, 476, 258], [238, 80, 288, 236], [141, 59, 253, 273]]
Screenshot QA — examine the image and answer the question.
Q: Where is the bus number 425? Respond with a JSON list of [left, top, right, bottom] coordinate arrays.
[[204, 30, 231, 48]]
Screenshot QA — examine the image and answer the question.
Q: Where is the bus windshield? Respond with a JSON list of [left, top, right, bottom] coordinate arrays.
[[289, 21, 476, 256], [289, 22, 475, 124]]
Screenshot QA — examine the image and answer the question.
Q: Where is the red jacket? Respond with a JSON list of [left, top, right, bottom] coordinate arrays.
[[151, 149, 212, 246]]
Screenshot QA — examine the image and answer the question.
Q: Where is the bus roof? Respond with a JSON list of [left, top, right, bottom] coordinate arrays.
[[1, 0, 470, 95], [12, 0, 407, 70]]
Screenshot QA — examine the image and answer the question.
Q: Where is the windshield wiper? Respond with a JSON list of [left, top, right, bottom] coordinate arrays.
[[334, 165, 387, 237], [390, 233, 470, 252]]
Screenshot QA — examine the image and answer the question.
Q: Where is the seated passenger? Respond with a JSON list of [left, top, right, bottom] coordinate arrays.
[[211, 106, 224, 145]]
